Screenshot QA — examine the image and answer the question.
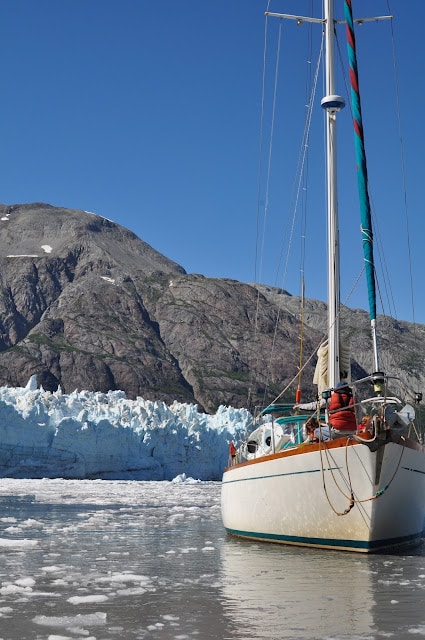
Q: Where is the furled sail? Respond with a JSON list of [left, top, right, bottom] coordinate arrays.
[[314, 340, 351, 394], [344, 1, 376, 323]]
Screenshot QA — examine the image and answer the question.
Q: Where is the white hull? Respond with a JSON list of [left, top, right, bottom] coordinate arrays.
[[221, 438, 425, 552]]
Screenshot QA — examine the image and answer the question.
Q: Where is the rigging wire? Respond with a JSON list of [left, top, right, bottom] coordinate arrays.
[[257, 20, 324, 407], [268, 32, 324, 395], [258, 16, 285, 407], [386, 0, 417, 331], [257, 8, 282, 289], [296, 0, 316, 402], [385, 1, 423, 433], [253, 2, 271, 287], [274, 38, 322, 290], [248, 3, 272, 410]]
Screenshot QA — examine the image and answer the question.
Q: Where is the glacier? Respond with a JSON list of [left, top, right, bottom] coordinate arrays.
[[0, 376, 252, 481]]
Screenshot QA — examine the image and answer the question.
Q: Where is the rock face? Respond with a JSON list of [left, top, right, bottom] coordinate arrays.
[[0, 203, 422, 413]]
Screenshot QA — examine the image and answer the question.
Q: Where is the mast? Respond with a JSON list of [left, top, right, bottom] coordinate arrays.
[[320, 0, 345, 389]]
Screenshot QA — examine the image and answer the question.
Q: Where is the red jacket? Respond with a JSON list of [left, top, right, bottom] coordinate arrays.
[[329, 388, 357, 431]]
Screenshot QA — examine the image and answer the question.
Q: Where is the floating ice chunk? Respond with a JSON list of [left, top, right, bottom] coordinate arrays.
[[67, 595, 109, 604], [0, 583, 33, 595], [33, 611, 107, 627], [0, 538, 38, 549], [407, 626, 425, 635], [172, 473, 200, 484], [116, 587, 148, 596], [15, 577, 36, 587], [96, 573, 150, 584], [147, 623, 165, 630]]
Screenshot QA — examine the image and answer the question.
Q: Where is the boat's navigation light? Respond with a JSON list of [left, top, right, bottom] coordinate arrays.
[[371, 371, 385, 396]]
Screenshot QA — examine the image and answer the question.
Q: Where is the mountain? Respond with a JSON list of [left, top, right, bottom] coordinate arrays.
[[0, 203, 422, 413]]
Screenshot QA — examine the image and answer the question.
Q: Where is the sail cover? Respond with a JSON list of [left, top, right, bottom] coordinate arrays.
[[344, 0, 377, 323]]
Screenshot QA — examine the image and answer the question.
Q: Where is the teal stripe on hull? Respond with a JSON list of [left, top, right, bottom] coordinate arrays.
[[223, 467, 337, 484], [225, 527, 423, 553]]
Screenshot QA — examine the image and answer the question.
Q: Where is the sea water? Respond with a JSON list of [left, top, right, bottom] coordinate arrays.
[[0, 479, 424, 640]]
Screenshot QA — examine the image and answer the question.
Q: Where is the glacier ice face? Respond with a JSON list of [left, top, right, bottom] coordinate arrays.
[[0, 379, 252, 480]]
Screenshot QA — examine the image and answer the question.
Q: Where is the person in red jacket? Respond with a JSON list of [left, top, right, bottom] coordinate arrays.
[[329, 381, 357, 431]]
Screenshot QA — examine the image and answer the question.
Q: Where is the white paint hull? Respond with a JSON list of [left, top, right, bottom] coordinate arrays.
[[221, 439, 425, 552]]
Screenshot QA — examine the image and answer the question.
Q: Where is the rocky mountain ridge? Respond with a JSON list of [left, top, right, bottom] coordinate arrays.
[[0, 203, 422, 413]]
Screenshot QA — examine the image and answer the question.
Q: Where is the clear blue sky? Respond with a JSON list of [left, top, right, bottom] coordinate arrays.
[[0, 1, 424, 323]]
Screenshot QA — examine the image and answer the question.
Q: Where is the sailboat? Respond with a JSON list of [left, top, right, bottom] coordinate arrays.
[[221, 0, 425, 553]]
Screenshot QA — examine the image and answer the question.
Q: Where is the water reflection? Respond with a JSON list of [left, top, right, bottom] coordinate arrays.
[[219, 538, 375, 639], [219, 536, 425, 640]]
